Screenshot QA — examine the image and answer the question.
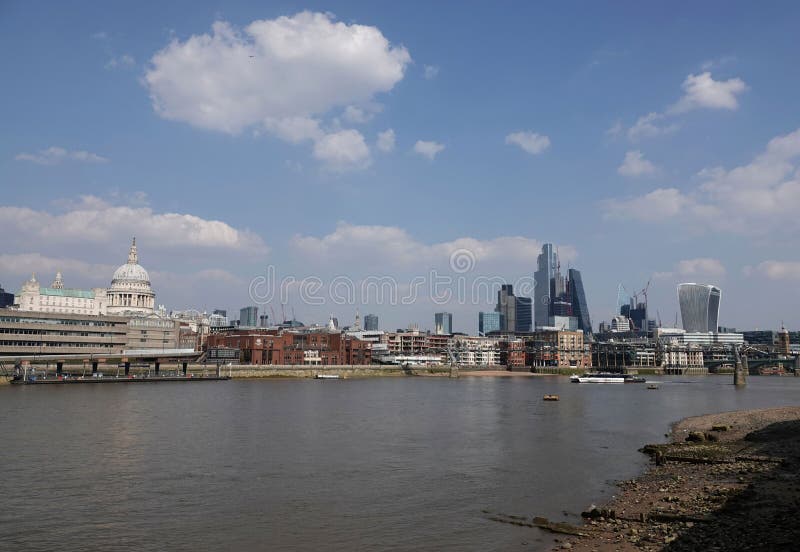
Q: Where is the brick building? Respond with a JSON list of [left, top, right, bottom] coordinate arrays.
[[206, 329, 371, 365]]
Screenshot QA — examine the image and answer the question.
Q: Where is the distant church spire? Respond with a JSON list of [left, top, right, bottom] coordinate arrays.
[[51, 271, 64, 289], [127, 237, 138, 264]]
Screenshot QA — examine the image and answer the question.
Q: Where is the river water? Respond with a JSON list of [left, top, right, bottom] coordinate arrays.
[[1, 375, 799, 551]]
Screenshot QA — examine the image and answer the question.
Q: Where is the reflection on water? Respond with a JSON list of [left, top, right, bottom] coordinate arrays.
[[1, 376, 799, 551]]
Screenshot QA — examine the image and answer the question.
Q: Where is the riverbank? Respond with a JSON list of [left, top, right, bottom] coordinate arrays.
[[552, 406, 800, 551]]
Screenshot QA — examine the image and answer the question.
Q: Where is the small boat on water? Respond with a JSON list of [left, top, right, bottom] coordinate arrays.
[[647, 383, 659, 390], [314, 374, 341, 380], [569, 372, 646, 384], [543, 394, 560, 401]]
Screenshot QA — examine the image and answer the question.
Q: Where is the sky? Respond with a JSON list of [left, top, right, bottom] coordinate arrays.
[[2, 1, 800, 333]]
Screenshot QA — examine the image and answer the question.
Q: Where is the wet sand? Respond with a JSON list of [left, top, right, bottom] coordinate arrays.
[[552, 406, 800, 551]]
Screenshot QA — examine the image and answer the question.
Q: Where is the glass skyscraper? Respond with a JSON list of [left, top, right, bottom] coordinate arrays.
[[534, 244, 557, 328], [434, 312, 453, 334], [478, 311, 501, 335], [514, 296, 532, 332], [678, 283, 721, 332], [495, 284, 516, 332], [568, 268, 592, 333], [239, 306, 258, 327], [364, 314, 379, 331]]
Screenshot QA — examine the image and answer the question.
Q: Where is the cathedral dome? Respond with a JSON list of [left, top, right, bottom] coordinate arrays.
[[106, 238, 156, 315]]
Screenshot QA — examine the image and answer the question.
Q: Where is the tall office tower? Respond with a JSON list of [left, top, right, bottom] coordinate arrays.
[[496, 284, 516, 332], [364, 314, 379, 331], [534, 244, 558, 328], [568, 268, 592, 333], [478, 311, 501, 335], [514, 296, 532, 332], [677, 283, 721, 332], [239, 306, 259, 328], [434, 312, 453, 334]]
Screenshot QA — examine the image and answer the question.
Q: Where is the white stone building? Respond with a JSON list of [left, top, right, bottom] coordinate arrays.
[[16, 272, 108, 315], [107, 238, 155, 316]]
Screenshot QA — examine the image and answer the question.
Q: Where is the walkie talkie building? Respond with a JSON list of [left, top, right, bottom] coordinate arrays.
[[678, 283, 721, 332]]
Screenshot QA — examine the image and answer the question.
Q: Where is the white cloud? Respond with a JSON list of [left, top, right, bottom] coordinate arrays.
[[619, 72, 747, 141], [145, 12, 410, 135], [603, 127, 800, 235], [618, 150, 657, 177], [0, 195, 268, 254], [15, 147, 108, 165], [413, 140, 445, 160], [669, 72, 748, 114], [627, 112, 680, 141], [505, 131, 551, 156], [312, 129, 371, 171], [423, 65, 439, 79], [291, 222, 577, 271], [376, 129, 395, 153], [746, 261, 800, 281], [0, 253, 115, 286], [144, 12, 407, 170]]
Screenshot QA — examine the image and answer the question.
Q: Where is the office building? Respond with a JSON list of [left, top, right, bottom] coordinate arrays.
[[434, 312, 453, 334], [568, 268, 592, 333], [364, 314, 379, 331], [478, 311, 501, 335], [495, 284, 516, 332], [678, 283, 721, 333], [534, 244, 557, 328], [239, 306, 259, 328], [0, 284, 14, 308], [515, 296, 532, 332]]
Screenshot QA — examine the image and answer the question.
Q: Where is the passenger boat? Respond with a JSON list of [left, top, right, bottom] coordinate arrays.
[[314, 374, 341, 379], [569, 372, 646, 384]]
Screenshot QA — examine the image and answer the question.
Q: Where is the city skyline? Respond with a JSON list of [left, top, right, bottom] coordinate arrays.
[[2, 2, 800, 331]]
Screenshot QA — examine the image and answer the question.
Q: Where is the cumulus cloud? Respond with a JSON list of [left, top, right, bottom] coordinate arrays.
[[376, 129, 395, 153], [618, 150, 657, 177], [616, 72, 747, 141], [341, 104, 381, 124], [603, 127, 800, 235], [15, 147, 108, 165], [505, 131, 551, 156], [423, 65, 439, 79], [626, 112, 680, 141], [0, 195, 267, 254], [413, 140, 445, 160], [668, 72, 748, 114], [745, 261, 800, 281], [312, 129, 371, 171], [144, 12, 410, 169], [0, 253, 115, 286], [291, 222, 576, 272], [675, 258, 727, 277]]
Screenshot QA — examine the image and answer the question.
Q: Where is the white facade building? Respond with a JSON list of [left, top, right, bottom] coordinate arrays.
[[107, 238, 155, 316], [16, 272, 108, 315]]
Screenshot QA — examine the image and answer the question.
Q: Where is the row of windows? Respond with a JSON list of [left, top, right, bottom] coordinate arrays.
[[0, 316, 119, 327], [0, 341, 117, 348], [0, 328, 120, 337]]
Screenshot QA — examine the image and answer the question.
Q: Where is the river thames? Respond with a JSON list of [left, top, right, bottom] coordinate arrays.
[[2, 376, 799, 551]]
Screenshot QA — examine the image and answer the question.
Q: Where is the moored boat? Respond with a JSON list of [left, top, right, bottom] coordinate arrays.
[[569, 372, 646, 384]]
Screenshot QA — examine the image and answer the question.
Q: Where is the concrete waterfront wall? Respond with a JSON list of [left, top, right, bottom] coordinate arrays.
[[199, 364, 456, 378]]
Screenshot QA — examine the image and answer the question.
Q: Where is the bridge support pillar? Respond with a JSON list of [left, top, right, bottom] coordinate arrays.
[[154, 361, 160, 375], [56, 362, 63, 377], [92, 361, 98, 374], [734, 355, 747, 387], [794, 355, 800, 376], [124, 362, 130, 376], [182, 362, 188, 376]]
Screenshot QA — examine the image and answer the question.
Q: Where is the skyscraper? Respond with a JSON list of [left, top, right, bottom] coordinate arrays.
[[678, 283, 721, 332], [434, 312, 453, 334], [534, 244, 557, 328], [478, 311, 501, 335], [568, 268, 592, 333], [364, 314, 379, 331], [515, 296, 532, 332], [496, 284, 516, 332], [240, 306, 258, 328]]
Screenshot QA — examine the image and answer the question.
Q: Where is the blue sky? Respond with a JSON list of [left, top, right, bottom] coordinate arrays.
[[2, 1, 800, 332]]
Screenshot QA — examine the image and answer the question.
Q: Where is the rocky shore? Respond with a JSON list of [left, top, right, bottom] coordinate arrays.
[[552, 406, 800, 551]]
